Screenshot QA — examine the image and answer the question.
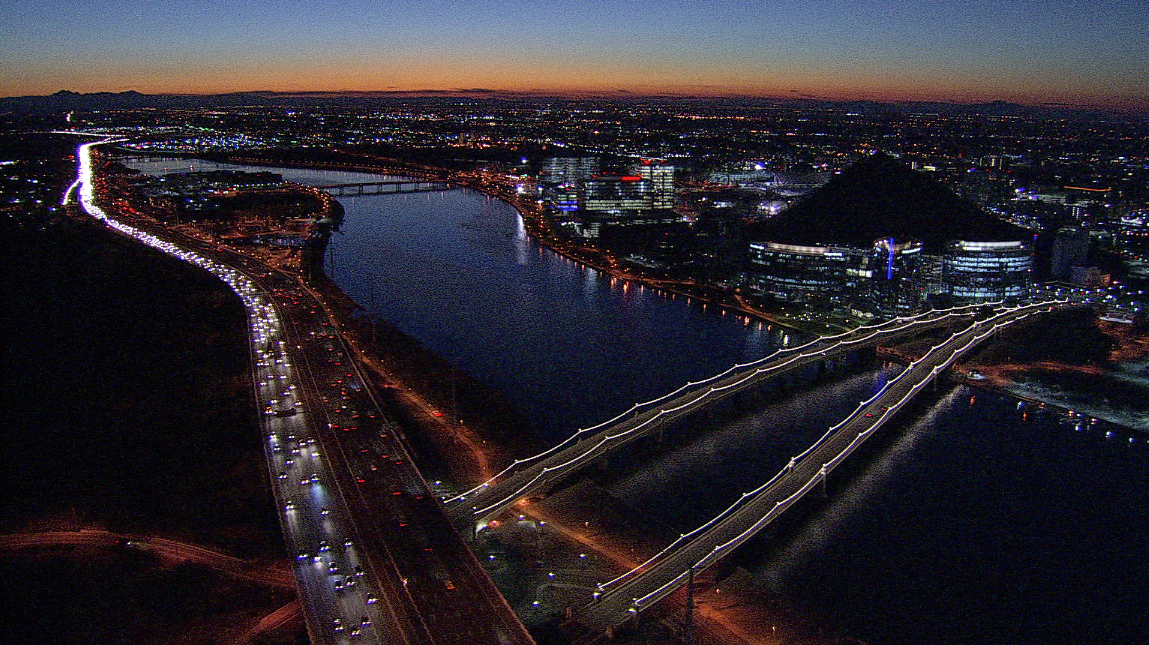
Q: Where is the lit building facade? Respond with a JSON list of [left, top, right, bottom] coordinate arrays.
[[941, 240, 1033, 302], [583, 175, 652, 213], [539, 157, 599, 213], [540, 156, 677, 237], [747, 238, 924, 315], [871, 238, 926, 315], [545, 157, 677, 238], [582, 160, 675, 215], [539, 157, 599, 187], [748, 241, 865, 303], [637, 158, 675, 209]]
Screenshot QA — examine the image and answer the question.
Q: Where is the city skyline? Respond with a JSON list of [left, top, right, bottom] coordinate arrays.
[[3, 0, 1147, 111], [5, 33, 1149, 641]]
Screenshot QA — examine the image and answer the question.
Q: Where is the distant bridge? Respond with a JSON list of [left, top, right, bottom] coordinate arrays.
[[311, 180, 452, 196]]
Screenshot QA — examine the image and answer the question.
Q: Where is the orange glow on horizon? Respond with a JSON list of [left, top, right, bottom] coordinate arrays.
[[4, 65, 1145, 112]]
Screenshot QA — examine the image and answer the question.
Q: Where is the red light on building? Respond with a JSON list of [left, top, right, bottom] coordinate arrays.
[[620, 176, 642, 181]]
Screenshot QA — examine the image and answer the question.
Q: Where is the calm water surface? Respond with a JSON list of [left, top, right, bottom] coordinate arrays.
[[126, 158, 786, 439], [127, 158, 1149, 644]]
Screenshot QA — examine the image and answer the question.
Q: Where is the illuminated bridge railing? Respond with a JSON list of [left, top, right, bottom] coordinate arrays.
[[574, 300, 1069, 633], [311, 180, 452, 196], [446, 302, 1001, 520]]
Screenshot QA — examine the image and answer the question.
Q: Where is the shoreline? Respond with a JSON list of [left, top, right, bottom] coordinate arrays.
[[131, 149, 1137, 643], [83, 143, 1149, 643], [251, 155, 846, 643], [206, 149, 813, 336], [958, 370, 1149, 433]]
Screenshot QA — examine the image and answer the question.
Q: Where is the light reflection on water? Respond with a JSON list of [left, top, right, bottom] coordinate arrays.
[[750, 384, 1149, 645], [327, 188, 788, 441], [123, 157, 1149, 644], [610, 365, 903, 530], [124, 157, 787, 440]]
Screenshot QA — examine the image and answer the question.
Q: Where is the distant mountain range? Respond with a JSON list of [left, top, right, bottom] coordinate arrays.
[[0, 89, 1135, 120]]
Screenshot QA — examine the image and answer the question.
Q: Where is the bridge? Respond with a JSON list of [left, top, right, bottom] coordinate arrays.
[[446, 302, 1002, 527], [72, 135, 1078, 642], [572, 300, 1070, 634], [572, 298, 1066, 630], [311, 180, 452, 196]]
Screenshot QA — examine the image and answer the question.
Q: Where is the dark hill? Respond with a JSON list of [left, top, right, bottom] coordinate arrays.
[[746, 153, 1029, 252]]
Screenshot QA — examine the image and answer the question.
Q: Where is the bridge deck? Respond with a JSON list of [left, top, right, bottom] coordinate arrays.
[[449, 305, 990, 526], [574, 301, 1068, 633], [312, 180, 452, 196]]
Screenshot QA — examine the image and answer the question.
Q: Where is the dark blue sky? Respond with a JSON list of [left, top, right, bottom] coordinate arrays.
[[3, 0, 1146, 109]]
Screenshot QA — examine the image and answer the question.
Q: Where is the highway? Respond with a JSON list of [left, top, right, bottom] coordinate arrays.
[[69, 139, 534, 645], [448, 302, 999, 527], [68, 136, 1081, 642], [573, 300, 1072, 634]]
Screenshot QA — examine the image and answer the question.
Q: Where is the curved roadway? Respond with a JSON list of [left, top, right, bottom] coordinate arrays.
[[68, 139, 534, 645]]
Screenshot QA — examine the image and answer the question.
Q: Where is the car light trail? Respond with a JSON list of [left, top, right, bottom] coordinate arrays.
[[68, 139, 392, 644]]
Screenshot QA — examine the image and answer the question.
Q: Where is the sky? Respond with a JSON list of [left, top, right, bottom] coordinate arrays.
[[2, 0, 1147, 110]]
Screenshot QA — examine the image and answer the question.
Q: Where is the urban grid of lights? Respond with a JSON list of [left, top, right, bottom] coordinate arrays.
[[64, 134, 1089, 632]]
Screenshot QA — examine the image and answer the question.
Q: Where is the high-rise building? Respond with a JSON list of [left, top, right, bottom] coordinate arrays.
[[581, 160, 675, 214], [942, 240, 1033, 302], [541, 156, 676, 238], [1050, 228, 1091, 280], [583, 175, 651, 213], [637, 158, 675, 210], [539, 157, 599, 187], [540, 157, 601, 213]]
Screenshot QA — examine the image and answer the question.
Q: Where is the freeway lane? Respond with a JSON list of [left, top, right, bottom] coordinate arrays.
[[575, 301, 1072, 634], [281, 283, 533, 644], [70, 140, 534, 645]]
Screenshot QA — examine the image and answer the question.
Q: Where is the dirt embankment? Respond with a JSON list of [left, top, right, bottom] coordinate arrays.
[[957, 308, 1149, 427]]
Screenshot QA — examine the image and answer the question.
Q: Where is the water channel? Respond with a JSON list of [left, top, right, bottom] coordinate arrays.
[[126, 158, 1149, 645]]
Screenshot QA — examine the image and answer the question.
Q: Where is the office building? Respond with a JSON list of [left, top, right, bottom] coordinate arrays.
[[942, 240, 1033, 302]]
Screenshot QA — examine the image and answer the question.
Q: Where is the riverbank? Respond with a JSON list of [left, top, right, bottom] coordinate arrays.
[[302, 271, 542, 482], [960, 364, 1149, 431], [212, 148, 814, 336], [209, 153, 845, 643], [307, 288, 856, 643], [916, 307, 1149, 431], [98, 147, 1149, 643]]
